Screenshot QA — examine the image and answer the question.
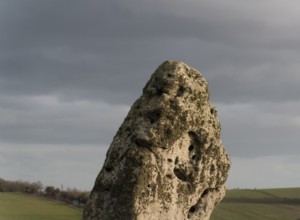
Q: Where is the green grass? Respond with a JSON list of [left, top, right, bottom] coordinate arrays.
[[0, 192, 82, 220], [2, 189, 300, 220], [211, 188, 300, 220], [211, 202, 300, 220], [225, 189, 275, 199]]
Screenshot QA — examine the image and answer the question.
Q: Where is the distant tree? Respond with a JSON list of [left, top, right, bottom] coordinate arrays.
[[0, 178, 5, 192], [0, 177, 90, 206], [45, 186, 60, 198], [45, 186, 56, 197], [30, 181, 43, 193]]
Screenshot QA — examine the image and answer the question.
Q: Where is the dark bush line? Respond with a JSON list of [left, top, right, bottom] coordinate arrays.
[[44, 186, 90, 207], [0, 178, 42, 194], [0, 177, 90, 208]]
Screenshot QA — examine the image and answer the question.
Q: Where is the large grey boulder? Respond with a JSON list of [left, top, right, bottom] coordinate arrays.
[[83, 60, 231, 220]]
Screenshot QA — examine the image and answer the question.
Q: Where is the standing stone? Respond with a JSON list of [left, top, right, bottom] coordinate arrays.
[[83, 61, 231, 220]]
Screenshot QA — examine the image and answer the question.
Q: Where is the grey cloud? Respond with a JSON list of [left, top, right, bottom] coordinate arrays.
[[2, 0, 300, 47], [0, 145, 107, 190], [1, 0, 300, 105], [0, 95, 129, 146], [228, 155, 300, 189], [1, 0, 300, 188], [217, 102, 300, 158]]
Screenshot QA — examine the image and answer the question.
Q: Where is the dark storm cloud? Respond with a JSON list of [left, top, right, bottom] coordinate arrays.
[[1, 0, 300, 105]]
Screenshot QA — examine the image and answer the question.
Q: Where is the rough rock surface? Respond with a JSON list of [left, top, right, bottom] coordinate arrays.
[[83, 61, 231, 220]]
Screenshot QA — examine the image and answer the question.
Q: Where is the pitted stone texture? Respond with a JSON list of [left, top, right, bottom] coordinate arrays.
[[83, 61, 231, 220]]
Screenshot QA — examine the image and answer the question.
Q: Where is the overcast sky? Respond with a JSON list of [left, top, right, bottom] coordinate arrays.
[[1, 0, 300, 190]]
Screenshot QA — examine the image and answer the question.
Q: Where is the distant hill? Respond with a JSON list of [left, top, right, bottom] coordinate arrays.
[[211, 188, 300, 220]]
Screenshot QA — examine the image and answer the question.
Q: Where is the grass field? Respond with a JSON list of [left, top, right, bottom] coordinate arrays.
[[1, 188, 300, 220], [211, 188, 300, 220], [0, 192, 82, 220]]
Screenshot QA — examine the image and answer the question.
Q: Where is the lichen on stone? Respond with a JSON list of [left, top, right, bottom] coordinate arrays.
[[83, 60, 231, 220]]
